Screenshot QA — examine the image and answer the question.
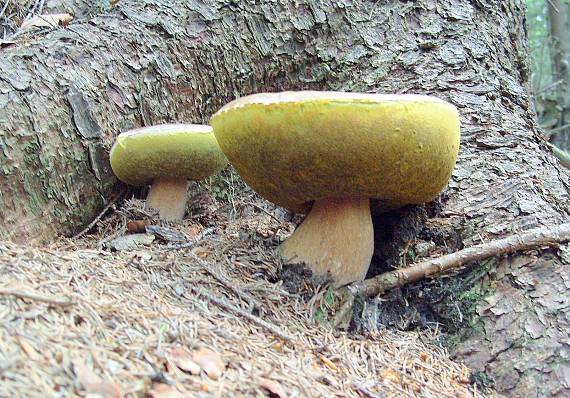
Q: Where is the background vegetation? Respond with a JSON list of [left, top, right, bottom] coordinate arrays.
[[527, 0, 570, 153]]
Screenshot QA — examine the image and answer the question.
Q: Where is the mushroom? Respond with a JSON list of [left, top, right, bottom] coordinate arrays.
[[110, 124, 228, 221], [211, 91, 460, 286]]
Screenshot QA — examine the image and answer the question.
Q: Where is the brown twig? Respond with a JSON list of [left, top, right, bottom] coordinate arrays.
[[190, 287, 295, 343], [247, 202, 289, 227], [0, 288, 75, 307], [189, 253, 262, 311], [349, 223, 570, 298], [72, 188, 127, 239]]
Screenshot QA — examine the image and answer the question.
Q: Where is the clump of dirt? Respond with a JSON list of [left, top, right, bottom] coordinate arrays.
[[277, 264, 316, 293]]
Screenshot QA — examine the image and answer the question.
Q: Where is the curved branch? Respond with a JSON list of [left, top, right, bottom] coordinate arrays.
[[349, 223, 570, 298]]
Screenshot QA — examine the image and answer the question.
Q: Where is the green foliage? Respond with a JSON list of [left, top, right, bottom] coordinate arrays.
[[526, 0, 570, 150], [314, 286, 336, 323], [527, 0, 553, 89], [314, 286, 338, 324]]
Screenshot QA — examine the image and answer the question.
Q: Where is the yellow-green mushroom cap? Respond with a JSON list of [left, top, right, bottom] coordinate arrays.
[[109, 124, 228, 186], [211, 91, 460, 213]]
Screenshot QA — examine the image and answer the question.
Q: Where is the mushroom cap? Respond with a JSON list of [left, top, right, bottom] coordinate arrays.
[[110, 124, 228, 186], [211, 91, 460, 213]]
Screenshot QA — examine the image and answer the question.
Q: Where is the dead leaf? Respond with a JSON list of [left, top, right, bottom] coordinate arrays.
[[74, 360, 123, 398], [148, 383, 185, 398], [191, 247, 212, 259], [192, 348, 225, 380], [127, 219, 151, 233], [260, 378, 287, 398], [186, 225, 202, 239], [21, 14, 73, 30], [271, 341, 284, 353], [454, 389, 474, 398], [166, 346, 200, 374], [379, 368, 400, 384]]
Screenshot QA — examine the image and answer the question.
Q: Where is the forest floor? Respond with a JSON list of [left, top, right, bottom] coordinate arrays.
[[0, 173, 496, 398]]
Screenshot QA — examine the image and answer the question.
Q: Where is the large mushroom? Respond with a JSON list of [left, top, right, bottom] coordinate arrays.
[[211, 91, 460, 286], [110, 124, 228, 221]]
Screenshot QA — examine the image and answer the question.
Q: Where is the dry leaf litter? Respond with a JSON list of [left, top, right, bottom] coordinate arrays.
[[0, 174, 497, 398]]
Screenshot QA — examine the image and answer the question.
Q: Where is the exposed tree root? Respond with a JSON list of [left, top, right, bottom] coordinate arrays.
[[332, 223, 570, 327]]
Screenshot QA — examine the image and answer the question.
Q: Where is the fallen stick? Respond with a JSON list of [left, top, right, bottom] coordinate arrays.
[[72, 188, 127, 239], [0, 288, 76, 307], [190, 287, 296, 343], [188, 253, 263, 311], [348, 223, 570, 298]]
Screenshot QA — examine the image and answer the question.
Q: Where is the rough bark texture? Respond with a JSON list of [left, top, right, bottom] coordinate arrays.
[[1, 0, 569, 396]]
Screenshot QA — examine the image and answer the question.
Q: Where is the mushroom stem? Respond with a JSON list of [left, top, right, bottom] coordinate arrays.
[[278, 197, 374, 287], [146, 177, 189, 221]]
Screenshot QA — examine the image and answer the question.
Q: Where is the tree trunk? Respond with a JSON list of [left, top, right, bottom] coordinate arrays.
[[0, 0, 569, 395], [547, 0, 570, 150]]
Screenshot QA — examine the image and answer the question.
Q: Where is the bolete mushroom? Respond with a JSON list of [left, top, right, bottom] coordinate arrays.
[[211, 91, 460, 287], [110, 124, 228, 221]]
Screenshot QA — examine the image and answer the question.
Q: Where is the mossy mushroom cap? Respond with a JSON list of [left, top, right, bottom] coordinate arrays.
[[110, 124, 228, 186], [211, 91, 460, 213]]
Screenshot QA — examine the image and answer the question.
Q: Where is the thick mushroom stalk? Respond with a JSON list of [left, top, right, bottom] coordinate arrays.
[[279, 197, 373, 286], [146, 177, 190, 221]]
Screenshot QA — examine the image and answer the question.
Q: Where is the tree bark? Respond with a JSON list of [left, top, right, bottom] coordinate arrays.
[[547, 0, 570, 149], [0, 0, 569, 396]]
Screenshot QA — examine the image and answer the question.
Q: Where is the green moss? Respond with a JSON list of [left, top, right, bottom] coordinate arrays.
[[21, 172, 42, 214], [472, 371, 495, 389]]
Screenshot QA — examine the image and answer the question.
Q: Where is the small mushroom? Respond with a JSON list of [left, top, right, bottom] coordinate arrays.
[[110, 124, 228, 221], [211, 91, 460, 286]]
